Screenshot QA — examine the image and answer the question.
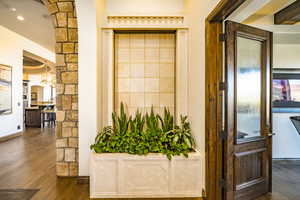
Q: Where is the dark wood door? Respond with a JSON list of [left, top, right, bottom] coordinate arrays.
[[224, 21, 273, 200]]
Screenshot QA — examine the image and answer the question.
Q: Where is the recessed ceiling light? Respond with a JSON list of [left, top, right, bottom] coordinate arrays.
[[11, 8, 16, 12], [17, 16, 24, 21]]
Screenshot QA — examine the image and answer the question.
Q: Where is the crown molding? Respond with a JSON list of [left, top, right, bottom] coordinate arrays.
[[105, 16, 185, 28]]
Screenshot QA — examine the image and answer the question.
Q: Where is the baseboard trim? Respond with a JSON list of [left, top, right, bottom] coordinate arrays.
[[0, 132, 23, 143], [77, 176, 89, 184], [57, 176, 90, 184], [202, 188, 207, 200]]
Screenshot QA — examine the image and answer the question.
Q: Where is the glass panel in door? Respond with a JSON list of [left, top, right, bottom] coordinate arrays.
[[236, 36, 262, 140]]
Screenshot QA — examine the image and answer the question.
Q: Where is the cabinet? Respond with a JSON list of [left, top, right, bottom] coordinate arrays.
[[25, 108, 41, 127]]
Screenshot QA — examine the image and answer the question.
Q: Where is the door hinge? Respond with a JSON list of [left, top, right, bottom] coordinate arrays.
[[219, 82, 227, 91], [219, 130, 227, 140], [219, 178, 227, 188], [219, 33, 227, 42]]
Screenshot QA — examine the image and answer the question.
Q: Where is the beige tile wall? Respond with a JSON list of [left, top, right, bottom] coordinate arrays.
[[115, 33, 175, 116]]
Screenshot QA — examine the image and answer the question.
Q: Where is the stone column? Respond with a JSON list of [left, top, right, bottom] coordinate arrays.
[[44, 0, 79, 177]]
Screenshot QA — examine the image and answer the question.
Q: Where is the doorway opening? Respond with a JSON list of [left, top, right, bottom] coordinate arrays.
[[0, 0, 79, 180], [206, 0, 300, 200], [23, 51, 56, 129]]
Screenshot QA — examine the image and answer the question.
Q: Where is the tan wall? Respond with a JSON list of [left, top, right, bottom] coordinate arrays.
[[31, 85, 44, 103], [183, 0, 221, 153]]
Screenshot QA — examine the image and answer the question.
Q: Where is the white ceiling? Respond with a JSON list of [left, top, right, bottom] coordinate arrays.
[[241, 0, 300, 33], [0, 0, 55, 52], [243, 0, 297, 23], [229, 0, 300, 44]]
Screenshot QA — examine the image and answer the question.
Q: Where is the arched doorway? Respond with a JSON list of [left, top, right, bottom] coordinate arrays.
[[42, 0, 79, 177]]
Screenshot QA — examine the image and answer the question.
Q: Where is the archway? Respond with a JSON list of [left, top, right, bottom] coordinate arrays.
[[42, 0, 79, 177]]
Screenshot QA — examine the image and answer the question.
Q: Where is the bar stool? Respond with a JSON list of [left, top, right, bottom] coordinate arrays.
[[41, 108, 56, 128]]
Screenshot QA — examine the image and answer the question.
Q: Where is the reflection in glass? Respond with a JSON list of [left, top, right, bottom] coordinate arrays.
[[236, 37, 262, 140], [273, 79, 300, 107]]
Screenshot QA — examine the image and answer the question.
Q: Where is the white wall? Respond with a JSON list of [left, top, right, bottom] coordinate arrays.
[[76, 0, 222, 176], [274, 44, 300, 68], [273, 113, 300, 158], [273, 43, 300, 158], [0, 25, 54, 138], [76, 0, 98, 176]]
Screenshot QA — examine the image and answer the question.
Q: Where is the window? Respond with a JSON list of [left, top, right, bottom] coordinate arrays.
[[114, 32, 176, 116], [43, 85, 55, 102]]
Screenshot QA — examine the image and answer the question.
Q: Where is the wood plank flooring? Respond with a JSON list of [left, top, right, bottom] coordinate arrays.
[[0, 128, 300, 200], [256, 160, 300, 200], [0, 128, 89, 200]]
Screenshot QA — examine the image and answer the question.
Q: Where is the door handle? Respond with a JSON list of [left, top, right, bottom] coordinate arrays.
[[268, 133, 276, 137]]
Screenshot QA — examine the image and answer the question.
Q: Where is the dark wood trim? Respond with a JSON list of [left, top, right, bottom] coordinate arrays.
[[77, 176, 89, 184], [202, 188, 207, 199], [268, 32, 273, 193], [0, 132, 23, 143], [274, 0, 300, 25], [207, 0, 248, 22], [205, 20, 223, 200], [205, 1, 250, 200], [57, 176, 89, 185]]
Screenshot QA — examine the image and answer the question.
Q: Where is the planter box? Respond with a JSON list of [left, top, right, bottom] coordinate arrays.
[[90, 151, 204, 198]]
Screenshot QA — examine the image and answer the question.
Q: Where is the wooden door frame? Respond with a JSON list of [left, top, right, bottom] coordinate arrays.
[[205, 1, 249, 200]]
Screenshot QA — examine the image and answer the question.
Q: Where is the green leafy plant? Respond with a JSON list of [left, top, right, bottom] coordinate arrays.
[[157, 108, 174, 133], [90, 103, 196, 160], [112, 102, 131, 135]]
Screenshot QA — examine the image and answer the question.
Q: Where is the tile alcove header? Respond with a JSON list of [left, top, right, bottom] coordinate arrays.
[[106, 16, 185, 28], [101, 15, 188, 126]]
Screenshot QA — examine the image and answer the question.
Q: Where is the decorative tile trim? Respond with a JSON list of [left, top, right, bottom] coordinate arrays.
[[107, 16, 184, 26]]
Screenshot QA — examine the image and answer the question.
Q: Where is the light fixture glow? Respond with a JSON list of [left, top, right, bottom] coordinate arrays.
[[17, 15, 24, 21], [11, 8, 16, 12]]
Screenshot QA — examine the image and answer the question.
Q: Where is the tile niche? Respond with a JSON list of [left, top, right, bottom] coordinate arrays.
[[114, 33, 176, 116]]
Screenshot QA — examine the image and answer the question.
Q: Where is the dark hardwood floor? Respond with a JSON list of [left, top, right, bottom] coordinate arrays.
[[0, 128, 88, 200], [0, 128, 300, 200], [273, 160, 300, 199], [256, 160, 300, 200]]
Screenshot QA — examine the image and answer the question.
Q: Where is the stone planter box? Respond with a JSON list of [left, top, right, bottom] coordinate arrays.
[[90, 151, 204, 198]]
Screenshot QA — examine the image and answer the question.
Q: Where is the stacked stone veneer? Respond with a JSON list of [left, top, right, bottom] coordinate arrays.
[[43, 0, 78, 176]]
